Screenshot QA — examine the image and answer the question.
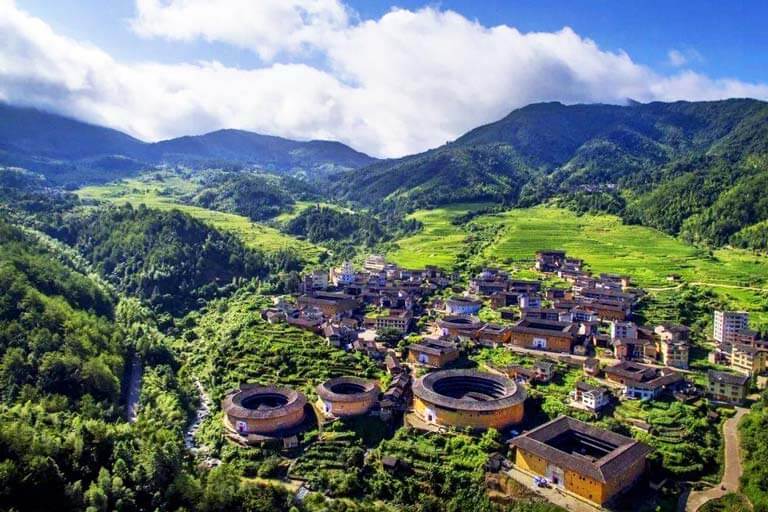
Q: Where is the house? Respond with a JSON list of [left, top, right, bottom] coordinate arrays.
[[330, 261, 357, 286], [654, 323, 691, 369], [490, 291, 520, 308], [657, 338, 690, 369], [610, 320, 638, 341], [730, 344, 768, 376], [518, 294, 542, 309], [474, 323, 511, 347], [407, 338, 460, 368], [364, 254, 387, 272], [583, 357, 600, 377], [302, 270, 329, 291], [507, 279, 542, 294], [612, 337, 657, 363], [509, 319, 578, 353], [604, 361, 683, 401], [380, 373, 412, 420], [297, 292, 358, 317], [521, 307, 561, 322], [707, 370, 750, 405], [263, 308, 286, 324], [368, 309, 413, 333], [535, 250, 567, 272], [533, 361, 555, 382], [506, 364, 535, 384], [509, 416, 651, 505], [385, 353, 402, 375], [569, 382, 610, 412], [599, 273, 631, 290], [437, 315, 483, 340]]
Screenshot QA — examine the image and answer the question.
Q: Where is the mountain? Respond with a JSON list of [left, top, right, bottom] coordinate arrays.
[[0, 103, 376, 184], [148, 129, 374, 175], [337, 99, 768, 248]]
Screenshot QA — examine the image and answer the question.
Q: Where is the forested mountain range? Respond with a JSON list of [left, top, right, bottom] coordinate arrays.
[[0, 103, 376, 185], [337, 99, 768, 249]]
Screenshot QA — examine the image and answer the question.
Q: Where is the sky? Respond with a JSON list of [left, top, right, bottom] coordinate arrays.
[[2, 0, 768, 157]]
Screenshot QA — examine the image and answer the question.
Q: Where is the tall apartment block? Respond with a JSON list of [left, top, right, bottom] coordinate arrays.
[[713, 310, 749, 350]]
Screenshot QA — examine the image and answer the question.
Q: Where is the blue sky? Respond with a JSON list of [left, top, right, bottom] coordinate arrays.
[[4, 0, 768, 156], [18, 0, 768, 81]]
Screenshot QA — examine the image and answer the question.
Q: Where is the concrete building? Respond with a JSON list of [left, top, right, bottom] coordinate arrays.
[[713, 311, 749, 349], [654, 323, 691, 369], [569, 382, 610, 412], [610, 321, 638, 341], [707, 370, 750, 404], [604, 361, 683, 401], [510, 416, 650, 506], [730, 344, 768, 376]]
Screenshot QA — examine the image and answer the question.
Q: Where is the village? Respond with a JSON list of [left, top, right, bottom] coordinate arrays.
[[219, 250, 767, 511]]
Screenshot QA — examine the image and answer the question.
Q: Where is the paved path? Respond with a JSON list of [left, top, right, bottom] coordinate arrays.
[[126, 355, 142, 423], [684, 407, 749, 512], [506, 467, 601, 512]]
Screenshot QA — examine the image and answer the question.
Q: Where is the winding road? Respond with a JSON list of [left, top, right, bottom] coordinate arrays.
[[184, 380, 212, 451], [684, 407, 749, 512]]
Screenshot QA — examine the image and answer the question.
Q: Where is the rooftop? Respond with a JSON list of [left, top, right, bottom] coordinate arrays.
[[510, 416, 651, 483]]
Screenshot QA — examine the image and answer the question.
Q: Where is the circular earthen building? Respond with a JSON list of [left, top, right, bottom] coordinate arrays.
[[412, 369, 525, 430], [222, 385, 307, 436], [316, 376, 380, 417]]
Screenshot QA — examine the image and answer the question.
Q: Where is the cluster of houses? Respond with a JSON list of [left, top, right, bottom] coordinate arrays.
[[247, 250, 768, 509]]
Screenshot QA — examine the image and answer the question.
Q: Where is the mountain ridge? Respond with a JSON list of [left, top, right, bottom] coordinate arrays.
[[0, 103, 377, 184]]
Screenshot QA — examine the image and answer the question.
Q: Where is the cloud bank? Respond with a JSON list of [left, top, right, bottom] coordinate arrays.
[[1, 0, 767, 157]]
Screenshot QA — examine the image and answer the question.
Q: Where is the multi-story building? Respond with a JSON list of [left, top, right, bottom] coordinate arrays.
[[569, 382, 610, 412], [713, 311, 749, 350], [330, 261, 356, 286], [730, 344, 768, 376], [610, 320, 638, 341], [707, 370, 750, 404]]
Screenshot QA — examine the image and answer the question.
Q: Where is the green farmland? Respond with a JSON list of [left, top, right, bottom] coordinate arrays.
[[388, 205, 768, 328], [386, 203, 488, 269], [77, 178, 323, 259]]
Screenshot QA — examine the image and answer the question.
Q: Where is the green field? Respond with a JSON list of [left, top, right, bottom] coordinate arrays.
[[77, 179, 323, 259], [386, 203, 487, 269], [388, 205, 768, 327]]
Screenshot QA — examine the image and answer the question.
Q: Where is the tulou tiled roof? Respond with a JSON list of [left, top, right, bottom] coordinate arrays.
[[510, 416, 651, 483]]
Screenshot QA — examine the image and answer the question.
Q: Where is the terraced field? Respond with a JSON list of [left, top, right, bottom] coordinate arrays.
[[77, 178, 323, 260], [187, 291, 382, 403], [386, 203, 488, 269], [388, 205, 768, 328]]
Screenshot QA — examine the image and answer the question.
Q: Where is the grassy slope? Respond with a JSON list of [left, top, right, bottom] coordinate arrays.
[[77, 179, 323, 259], [388, 204, 768, 328], [386, 203, 488, 269]]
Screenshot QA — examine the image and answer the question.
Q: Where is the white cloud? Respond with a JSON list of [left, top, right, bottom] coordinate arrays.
[[667, 48, 704, 68], [0, 0, 766, 158], [131, 0, 349, 60]]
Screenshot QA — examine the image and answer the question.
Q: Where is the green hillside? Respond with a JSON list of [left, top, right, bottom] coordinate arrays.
[[387, 205, 768, 328], [339, 99, 768, 250]]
